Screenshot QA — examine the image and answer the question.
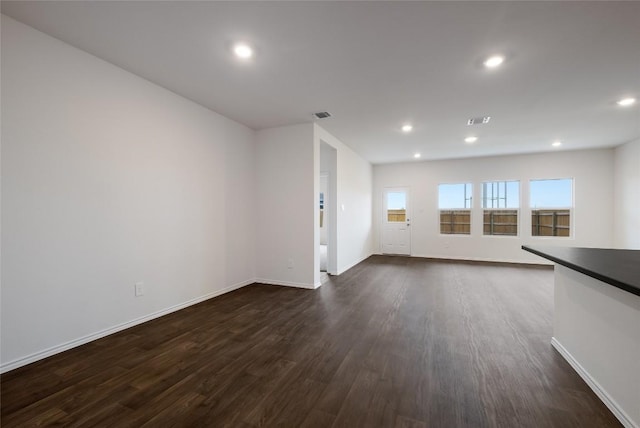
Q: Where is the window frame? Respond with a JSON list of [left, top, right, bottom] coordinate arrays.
[[529, 177, 574, 239], [481, 180, 520, 238], [438, 182, 473, 236]]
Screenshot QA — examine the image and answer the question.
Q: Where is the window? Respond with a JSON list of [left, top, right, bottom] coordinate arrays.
[[530, 178, 573, 237], [439, 183, 472, 234], [482, 181, 519, 236], [386, 191, 406, 222]]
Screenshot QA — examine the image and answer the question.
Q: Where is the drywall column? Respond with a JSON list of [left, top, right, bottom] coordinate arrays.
[[255, 124, 316, 288], [613, 139, 640, 249], [314, 125, 373, 276]]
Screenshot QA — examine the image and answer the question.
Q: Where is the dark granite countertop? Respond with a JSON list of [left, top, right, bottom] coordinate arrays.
[[522, 246, 640, 297]]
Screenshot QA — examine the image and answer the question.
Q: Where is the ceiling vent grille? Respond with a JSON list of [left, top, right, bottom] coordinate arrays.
[[467, 116, 491, 125], [313, 111, 332, 119]]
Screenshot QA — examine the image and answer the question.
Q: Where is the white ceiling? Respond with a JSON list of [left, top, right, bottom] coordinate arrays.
[[2, 1, 639, 164]]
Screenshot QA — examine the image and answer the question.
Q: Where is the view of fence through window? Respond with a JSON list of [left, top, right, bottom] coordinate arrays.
[[386, 192, 406, 222], [482, 181, 519, 236], [439, 183, 472, 234], [530, 178, 572, 237], [434, 179, 572, 237]]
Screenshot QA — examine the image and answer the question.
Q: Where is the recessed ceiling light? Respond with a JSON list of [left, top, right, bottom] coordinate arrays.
[[552, 141, 562, 147], [484, 55, 504, 68], [414, 153, 421, 159], [233, 43, 253, 59], [402, 124, 413, 133], [617, 97, 636, 107], [464, 136, 478, 144]]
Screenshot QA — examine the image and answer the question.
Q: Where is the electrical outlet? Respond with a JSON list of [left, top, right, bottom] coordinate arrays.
[[135, 282, 144, 297], [287, 259, 294, 269]]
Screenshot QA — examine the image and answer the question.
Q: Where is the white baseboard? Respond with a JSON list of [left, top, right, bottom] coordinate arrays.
[[336, 253, 372, 275], [255, 278, 318, 289], [551, 337, 637, 428], [255, 253, 372, 288], [0, 279, 253, 374]]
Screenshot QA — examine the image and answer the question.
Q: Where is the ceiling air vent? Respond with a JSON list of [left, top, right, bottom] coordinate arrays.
[[313, 111, 332, 119], [467, 116, 491, 125]]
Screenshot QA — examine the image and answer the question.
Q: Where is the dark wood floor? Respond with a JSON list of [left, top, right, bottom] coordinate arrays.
[[1, 256, 621, 427]]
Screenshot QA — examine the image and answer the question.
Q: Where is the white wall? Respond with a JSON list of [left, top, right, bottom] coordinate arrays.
[[1, 16, 256, 370], [314, 125, 373, 276], [613, 139, 640, 249], [255, 124, 316, 288], [373, 149, 615, 264]]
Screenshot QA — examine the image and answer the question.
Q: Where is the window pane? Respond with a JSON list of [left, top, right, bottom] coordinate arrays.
[[387, 192, 406, 222], [530, 179, 572, 208], [438, 183, 472, 209], [440, 210, 471, 235], [483, 210, 518, 236], [482, 181, 519, 208], [530, 179, 572, 237], [387, 192, 406, 209], [531, 210, 570, 237]]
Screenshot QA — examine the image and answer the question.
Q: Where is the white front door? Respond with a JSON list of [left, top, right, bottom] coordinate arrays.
[[382, 188, 411, 255]]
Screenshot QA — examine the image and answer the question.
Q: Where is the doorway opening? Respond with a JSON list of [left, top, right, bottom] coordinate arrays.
[[320, 173, 329, 273], [319, 141, 337, 284]]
